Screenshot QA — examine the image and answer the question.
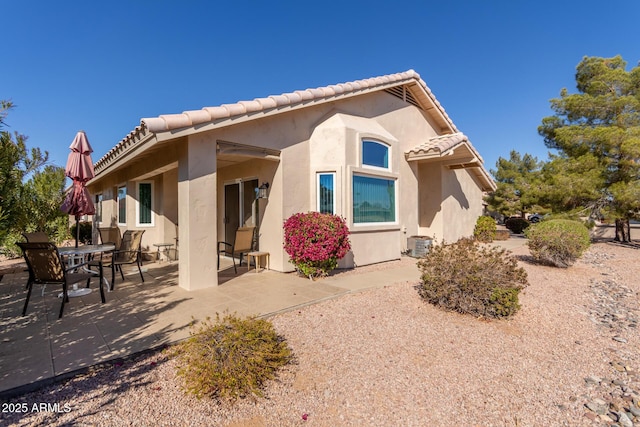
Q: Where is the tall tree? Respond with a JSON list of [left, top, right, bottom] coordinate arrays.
[[537, 153, 604, 213], [0, 100, 67, 250], [485, 150, 545, 217], [538, 55, 640, 241], [23, 165, 69, 240]]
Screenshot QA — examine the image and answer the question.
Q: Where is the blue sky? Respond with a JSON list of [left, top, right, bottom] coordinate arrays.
[[3, 1, 640, 175]]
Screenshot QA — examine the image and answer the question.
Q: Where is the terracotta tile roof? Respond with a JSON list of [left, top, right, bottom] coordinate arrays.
[[405, 132, 495, 191], [406, 132, 484, 163], [94, 70, 459, 174], [140, 70, 455, 133]]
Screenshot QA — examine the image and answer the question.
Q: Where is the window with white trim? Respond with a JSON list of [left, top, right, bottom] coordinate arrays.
[[317, 172, 336, 214], [137, 182, 154, 226], [117, 185, 126, 225], [352, 174, 396, 223]]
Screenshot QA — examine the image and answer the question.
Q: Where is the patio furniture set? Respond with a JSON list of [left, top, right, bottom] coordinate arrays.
[[19, 228, 145, 319], [18, 225, 268, 320]]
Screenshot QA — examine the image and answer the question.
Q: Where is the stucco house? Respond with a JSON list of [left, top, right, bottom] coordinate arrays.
[[87, 70, 495, 290]]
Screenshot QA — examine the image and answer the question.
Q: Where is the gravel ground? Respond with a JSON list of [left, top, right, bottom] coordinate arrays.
[[1, 242, 639, 426]]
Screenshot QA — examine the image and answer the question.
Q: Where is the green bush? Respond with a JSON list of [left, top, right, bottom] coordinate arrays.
[[546, 212, 595, 230], [505, 217, 530, 234], [1, 232, 24, 258], [170, 313, 293, 401], [416, 238, 528, 318], [474, 215, 497, 242], [70, 221, 93, 245], [2, 219, 71, 258], [525, 219, 591, 268], [70, 221, 93, 244]]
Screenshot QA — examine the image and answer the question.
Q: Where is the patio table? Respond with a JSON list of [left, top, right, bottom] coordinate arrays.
[[247, 251, 270, 273], [58, 244, 115, 297], [153, 242, 174, 263]]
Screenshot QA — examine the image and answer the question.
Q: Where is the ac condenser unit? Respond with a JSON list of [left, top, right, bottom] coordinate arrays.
[[407, 236, 432, 258]]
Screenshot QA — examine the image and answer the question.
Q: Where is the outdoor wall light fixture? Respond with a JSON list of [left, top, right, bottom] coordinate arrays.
[[257, 182, 270, 199]]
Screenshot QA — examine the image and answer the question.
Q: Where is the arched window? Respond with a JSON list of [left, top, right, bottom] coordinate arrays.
[[362, 140, 389, 169]]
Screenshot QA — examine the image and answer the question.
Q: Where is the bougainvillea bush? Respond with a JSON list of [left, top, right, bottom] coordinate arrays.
[[283, 212, 351, 279]]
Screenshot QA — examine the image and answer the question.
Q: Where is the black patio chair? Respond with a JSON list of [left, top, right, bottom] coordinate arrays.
[[17, 242, 104, 319]]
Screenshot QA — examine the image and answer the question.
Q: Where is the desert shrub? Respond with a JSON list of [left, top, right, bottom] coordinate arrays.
[[70, 221, 92, 244], [283, 212, 351, 279], [170, 313, 293, 401], [494, 229, 510, 240], [474, 215, 497, 242], [417, 238, 528, 318], [1, 231, 24, 258], [2, 221, 71, 258], [525, 219, 591, 267], [505, 217, 530, 234]]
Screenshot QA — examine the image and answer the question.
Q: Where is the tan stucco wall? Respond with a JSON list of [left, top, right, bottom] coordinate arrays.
[[417, 162, 444, 241], [162, 168, 179, 245], [202, 94, 417, 272], [177, 134, 217, 290], [441, 167, 485, 242], [416, 163, 484, 243], [87, 142, 182, 254]]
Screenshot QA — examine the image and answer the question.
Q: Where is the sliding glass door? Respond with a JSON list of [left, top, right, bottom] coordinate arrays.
[[224, 179, 258, 246]]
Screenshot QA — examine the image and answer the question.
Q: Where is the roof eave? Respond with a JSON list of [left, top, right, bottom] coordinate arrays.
[[91, 125, 157, 184], [405, 138, 496, 191]]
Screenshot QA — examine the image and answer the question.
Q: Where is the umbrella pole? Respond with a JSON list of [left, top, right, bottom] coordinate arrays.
[[75, 215, 80, 247]]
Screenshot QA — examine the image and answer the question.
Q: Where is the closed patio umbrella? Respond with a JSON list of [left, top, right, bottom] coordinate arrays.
[[61, 130, 95, 247]]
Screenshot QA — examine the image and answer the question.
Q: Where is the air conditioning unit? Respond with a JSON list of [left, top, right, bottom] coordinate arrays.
[[407, 236, 432, 258]]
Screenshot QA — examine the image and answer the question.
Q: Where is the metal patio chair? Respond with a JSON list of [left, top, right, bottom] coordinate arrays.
[[22, 232, 50, 242], [98, 227, 121, 247], [92, 230, 145, 290], [17, 242, 104, 319], [217, 226, 256, 274]]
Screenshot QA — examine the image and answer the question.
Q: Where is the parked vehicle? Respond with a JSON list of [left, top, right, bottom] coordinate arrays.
[[529, 213, 544, 223]]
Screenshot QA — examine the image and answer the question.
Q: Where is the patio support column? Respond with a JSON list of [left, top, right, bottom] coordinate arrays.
[[177, 134, 218, 290]]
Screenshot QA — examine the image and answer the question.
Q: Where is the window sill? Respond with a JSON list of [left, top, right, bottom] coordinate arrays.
[[350, 223, 400, 233]]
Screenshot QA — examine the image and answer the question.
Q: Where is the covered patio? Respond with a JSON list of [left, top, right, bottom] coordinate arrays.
[[88, 132, 281, 292]]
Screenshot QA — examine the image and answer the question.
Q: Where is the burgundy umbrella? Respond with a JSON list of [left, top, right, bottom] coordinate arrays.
[[61, 130, 96, 247]]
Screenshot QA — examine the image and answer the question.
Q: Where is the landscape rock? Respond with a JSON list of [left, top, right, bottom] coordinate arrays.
[[586, 400, 609, 415], [617, 411, 633, 427], [580, 249, 640, 425]]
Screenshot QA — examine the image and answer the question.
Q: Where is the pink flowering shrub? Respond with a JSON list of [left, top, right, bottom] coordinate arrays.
[[283, 212, 351, 279]]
